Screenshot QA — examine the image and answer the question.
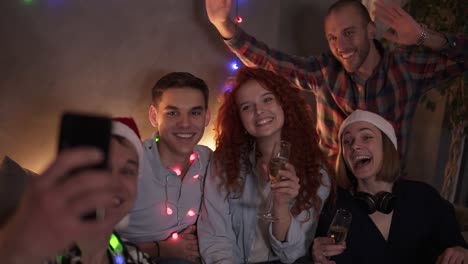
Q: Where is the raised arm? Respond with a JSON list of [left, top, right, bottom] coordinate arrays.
[[373, 0, 447, 49], [205, 0, 328, 93], [0, 148, 116, 263], [205, 0, 236, 39], [374, 0, 467, 94]]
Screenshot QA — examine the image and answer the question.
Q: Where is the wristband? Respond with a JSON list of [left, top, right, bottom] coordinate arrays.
[[416, 23, 428, 46]]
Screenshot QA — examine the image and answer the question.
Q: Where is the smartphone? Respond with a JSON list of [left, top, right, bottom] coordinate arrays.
[[58, 112, 112, 221]]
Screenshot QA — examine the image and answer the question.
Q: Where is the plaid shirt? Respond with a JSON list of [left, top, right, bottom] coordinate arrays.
[[226, 28, 468, 166]]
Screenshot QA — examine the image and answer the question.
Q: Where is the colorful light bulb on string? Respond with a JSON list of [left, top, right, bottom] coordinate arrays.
[[231, 61, 239, 71], [187, 209, 196, 217], [189, 153, 197, 163], [166, 206, 173, 215], [114, 255, 125, 264], [171, 232, 179, 240], [223, 75, 236, 92], [171, 167, 182, 176], [235, 16, 243, 24]]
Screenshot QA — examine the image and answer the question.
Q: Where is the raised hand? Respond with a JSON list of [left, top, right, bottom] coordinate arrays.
[[312, 237, 346, 264], [0, 148, 117, 263], [205, 0, 236, 39], [373, 0, 422, 45], [205, 0, 232, 26]]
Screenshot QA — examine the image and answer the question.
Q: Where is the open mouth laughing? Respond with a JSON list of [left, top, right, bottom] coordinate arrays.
[[352, 154, 372, 171]]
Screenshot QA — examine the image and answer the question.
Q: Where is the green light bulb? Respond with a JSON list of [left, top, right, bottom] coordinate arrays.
[[109, 234, 120, 250]]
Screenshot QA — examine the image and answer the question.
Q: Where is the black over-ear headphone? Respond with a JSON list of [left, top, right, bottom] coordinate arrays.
[[354, 191, 396, 214]]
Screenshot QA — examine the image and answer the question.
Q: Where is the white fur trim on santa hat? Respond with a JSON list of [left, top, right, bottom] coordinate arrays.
[[338, 110, 398, 150], [112, 121, 144, 178]]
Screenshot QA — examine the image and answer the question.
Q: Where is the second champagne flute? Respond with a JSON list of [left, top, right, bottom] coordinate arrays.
[[327, 208, 352, 244]]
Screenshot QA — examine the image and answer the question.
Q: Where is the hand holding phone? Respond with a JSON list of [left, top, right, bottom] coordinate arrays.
[[58, 112, 112, 220]]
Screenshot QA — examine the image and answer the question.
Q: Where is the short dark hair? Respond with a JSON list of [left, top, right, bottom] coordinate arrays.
[[151, 72, 209, 108], [326, 0, 372, 26]]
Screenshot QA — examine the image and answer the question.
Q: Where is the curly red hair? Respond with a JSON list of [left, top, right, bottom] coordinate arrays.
[[214, 67, 328, 215]]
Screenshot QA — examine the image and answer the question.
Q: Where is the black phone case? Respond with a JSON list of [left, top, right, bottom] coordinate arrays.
[[58, 112, 112, 220]]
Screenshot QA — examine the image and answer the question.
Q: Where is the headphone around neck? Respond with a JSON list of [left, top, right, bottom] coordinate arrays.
[[353, 190, 396, 215]]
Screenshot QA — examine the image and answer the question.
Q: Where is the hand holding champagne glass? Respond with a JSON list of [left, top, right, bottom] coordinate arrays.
[[327, 209, 352, 244], [312, 209, 351, 262], [268, 140, 291, 183], [258, 140, 291, 221]]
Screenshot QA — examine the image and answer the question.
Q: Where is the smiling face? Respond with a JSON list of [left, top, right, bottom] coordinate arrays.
[[235, 80, 284, 141], [341, 121, 383, 182], [149, 87, 210, 160], [325, 5, 375, 73], [105, 136, 139, 226]]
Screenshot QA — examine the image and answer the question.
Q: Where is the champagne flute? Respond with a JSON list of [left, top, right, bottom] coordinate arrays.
[[327, 209, 352, 244], [258, 140, 291, 221]]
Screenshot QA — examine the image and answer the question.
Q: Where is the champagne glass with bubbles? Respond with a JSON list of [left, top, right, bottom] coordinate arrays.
[[258, 140, 291, 221], [327, 209, 352, 244]]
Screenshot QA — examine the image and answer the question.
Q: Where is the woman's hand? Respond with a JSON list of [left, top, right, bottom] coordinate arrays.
[[271, 162, 300, 210], [312, 237, 346, 264], [436, 246, 468, 264]]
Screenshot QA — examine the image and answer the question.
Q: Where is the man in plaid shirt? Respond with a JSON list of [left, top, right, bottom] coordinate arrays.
[[205, 0, 468, 167]]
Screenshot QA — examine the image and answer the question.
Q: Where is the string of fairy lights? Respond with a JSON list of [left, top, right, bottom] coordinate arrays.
[[223, 0, 244, 92], [18, 0, 245, 243]]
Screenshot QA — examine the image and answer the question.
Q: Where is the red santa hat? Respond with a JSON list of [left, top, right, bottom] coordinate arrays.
[[111, 117, 144, 178], [111, 117, 143, 230]]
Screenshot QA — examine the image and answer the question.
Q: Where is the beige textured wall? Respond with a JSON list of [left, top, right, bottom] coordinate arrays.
[[0, 0, 285, 172], [0, 0, 449, 188]]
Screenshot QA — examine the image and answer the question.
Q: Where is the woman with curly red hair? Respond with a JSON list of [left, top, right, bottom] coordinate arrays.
[[198, 67, 331, 263]]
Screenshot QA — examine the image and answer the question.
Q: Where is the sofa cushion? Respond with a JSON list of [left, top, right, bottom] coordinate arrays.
[[0, 156, 35, 226]]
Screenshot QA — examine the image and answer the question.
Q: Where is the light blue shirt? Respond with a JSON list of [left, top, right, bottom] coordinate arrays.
[[198, 153, 331, 264], [119, 137, 212, 243]]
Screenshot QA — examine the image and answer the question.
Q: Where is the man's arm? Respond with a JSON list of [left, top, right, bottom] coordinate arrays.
[[205, 0, 236, 40], [0, 148, 116, 263], [205, 0, 328, 93], [374, 0, 467, 95], [373, 0, 465, 52]]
